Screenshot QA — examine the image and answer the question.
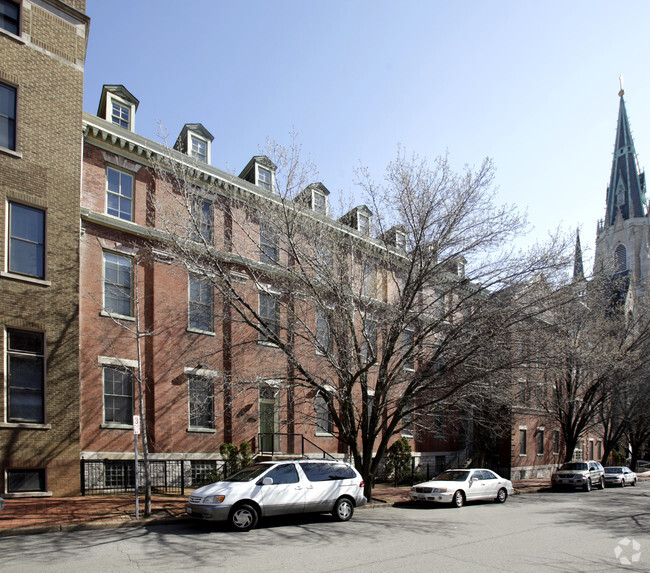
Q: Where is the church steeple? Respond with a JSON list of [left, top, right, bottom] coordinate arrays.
[[573, 229, 584, 281], [604, 88, 647, 226]]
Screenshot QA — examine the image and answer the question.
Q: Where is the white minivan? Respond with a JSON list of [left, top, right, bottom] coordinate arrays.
[[186, 459, 367, 531]]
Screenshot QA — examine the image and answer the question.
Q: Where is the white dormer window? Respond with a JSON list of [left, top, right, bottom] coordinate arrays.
[[358, 213, 370, 235], [111, 101, 130, 129], [191, 136, 207, 163], [457, 260, 465, 278], [313, 191, 327, 215], [258, 167, 272, 191], [395, 231, 407, 251]]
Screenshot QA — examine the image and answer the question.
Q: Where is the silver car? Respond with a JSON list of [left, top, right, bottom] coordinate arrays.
[[551, 460, 605, 491], [604, 466, 637, 487], [186, 460, 366, 531]]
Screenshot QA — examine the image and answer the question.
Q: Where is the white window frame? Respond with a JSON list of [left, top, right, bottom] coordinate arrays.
[[258, 290, 280, 344], [190, 134, 209, 163], [102, 251, 133, 318], [312, 190, 327, 215], [257, 166, 273, 192], [101, 364, 134, 427], [314, 391, 333, 435], [315, 307, 332, 355], [519, 426, 527, 456], [358, 212, 370, 235], [188, 375, 215, 431], [188, 273, 214, 334], [105, 92, 135, 131], [106, 166, 134, 222]]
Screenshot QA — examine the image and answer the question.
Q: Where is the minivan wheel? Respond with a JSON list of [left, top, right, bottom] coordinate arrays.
[[333, 497, 354, 522], [496, 488, 508, 503], [230, 503, 259, 532], [452, 490, 465, 508], [583, 479, 591, 492]]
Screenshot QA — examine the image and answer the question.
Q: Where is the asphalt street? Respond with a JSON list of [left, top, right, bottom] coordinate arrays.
[[0, 483, 648, 573]]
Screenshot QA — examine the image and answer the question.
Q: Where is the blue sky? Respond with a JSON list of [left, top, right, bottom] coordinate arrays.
[[83, 1, 650, 268]]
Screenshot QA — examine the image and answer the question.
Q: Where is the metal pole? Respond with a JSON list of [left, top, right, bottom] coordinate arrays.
[[134, 415, 140, 519]]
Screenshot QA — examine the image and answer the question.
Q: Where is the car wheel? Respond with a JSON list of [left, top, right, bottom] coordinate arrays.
[[632, 478, 637, 487], [452, 490, 464, 508], [495, 488, 508, 503], [598, 477, 605, 490], [620, 478, 625, 488], [229, 503, 258, 532], [333, 497, 354, 522], [583, 479, 591, 492]]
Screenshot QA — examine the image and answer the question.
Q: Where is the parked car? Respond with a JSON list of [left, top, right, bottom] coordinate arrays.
[[551, 460, 605, 491], [409, 468, 514, 508], [185, 459, 366, 531], [604, 466, 637, 487]]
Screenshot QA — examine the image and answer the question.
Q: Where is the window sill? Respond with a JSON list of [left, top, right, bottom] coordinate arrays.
[[186, 327, 216, 336], [4, 491, 52, 499], [258, 340, 279, 348], [315, 432, 335, 438], [0, 271, 50, 286], [0, 28, 26, 44], [100, 423, 133, 430], [187, 427, 216, 434], [100, 310, 135, 322], [0, 146, 22, 159], [519, 454, 527, 457], [537, 453, 544, 457], [0, 422, 51, 430]]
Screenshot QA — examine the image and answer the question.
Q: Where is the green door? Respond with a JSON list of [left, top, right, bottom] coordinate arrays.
[[260, 400, 277, 452]]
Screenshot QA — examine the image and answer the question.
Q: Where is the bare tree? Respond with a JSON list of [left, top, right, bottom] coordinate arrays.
[[149, 140, 572, 498]]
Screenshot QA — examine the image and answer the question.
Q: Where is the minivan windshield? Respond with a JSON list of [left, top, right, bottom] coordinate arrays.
[[224, 464, 270, 482], [434, 470, 470, 482]]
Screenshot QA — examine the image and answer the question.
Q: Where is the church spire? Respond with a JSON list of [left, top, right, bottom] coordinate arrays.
[[604, 87, 647, 226], [573, 229, 584, 281]]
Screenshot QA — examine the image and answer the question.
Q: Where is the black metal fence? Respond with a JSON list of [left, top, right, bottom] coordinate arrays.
[[80, 459, 238, 496]]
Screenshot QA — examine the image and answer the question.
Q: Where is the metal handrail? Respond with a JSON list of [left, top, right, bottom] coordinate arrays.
[[256, 433, 336, 460]]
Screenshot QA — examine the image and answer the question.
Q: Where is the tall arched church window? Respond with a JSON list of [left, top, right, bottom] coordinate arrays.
[[614, 244, 627, 272]]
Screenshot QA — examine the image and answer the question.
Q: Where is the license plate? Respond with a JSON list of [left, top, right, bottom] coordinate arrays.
[[418, 495, 426, 499]]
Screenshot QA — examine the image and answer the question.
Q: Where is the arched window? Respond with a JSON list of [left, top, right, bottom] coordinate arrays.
[[614, 244, 627, 273]]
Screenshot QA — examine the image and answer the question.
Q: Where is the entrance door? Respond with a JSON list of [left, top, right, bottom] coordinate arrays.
[[259, 387, 279, 452]]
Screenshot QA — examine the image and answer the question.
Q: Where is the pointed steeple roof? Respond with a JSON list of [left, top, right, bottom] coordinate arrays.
[[605, 89, 647, 226], [573, 229, 584, 281]]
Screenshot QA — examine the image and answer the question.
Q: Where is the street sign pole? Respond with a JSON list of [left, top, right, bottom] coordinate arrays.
[[133, 415, 141, 519]]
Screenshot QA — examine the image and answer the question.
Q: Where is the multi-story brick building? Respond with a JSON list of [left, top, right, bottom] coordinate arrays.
[[0, 0, 88, 496]]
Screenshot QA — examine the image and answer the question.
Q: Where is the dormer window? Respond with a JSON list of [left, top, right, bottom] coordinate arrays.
[[358, 213, 370, 235], [191, 137, 207, 163], [97, 85, 139, 133], [457, 260, 465, 278], [313, 191, 327, 215], [258, 167, 272, 191], [395, 231, 407, 251]]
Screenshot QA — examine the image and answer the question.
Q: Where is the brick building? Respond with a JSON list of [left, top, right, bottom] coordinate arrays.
[[0, 0, 88, 496]]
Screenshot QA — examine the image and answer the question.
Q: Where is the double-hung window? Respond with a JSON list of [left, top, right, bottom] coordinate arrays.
[[0, 81, 17, 151], [315, 308, 332, 355], [191, 137, 207, 162], [8, 202, 45, 279], [401, 327, 415, 370], [103, 252, 133, 317], [188, 273, 213, 332], [190, 197, 212, 243], [259, 292, 280, 343], [111, 101, 130, 129], [103, 366, 133, 425], [6, 329, 45, 424], [188, 376, 214, 429], [106, 167, 134, 221], [259, 222, 278, 264], [0, 0, 20, 36], [361, 319, 377, 364], [258, 167, 272, 191], [315, 392, 333, 434], [313, 191, 327, 215]]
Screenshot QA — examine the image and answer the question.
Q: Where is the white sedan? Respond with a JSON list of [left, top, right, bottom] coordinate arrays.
[[603, 466, 637, 487], [409, 468, 514, 507]]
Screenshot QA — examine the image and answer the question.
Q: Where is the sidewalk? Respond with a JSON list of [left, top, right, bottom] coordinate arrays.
[[0, 478, 554, 538]]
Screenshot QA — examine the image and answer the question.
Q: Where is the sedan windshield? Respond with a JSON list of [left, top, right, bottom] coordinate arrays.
[[224, 464, 270, 482], [605, 467, 623, 474], [434, 470, 470, 482], [560, 462, 587, 471]]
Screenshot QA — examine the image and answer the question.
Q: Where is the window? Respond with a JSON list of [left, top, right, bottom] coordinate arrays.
[[358, 213, 370, 235], [104, 461, 134, 489], [553, 430, 560, 455], [258, 167, 272, 191], [402, 400, 414, 438], [6, 329, 44, 423], [433, 408, 445, 439], [191, 137, 207, 162], [259, 222, 278, 264], [6, 469, 46, 493], [361, 319, 377, 364], [519, 429, 527, 455], [265, 464, 299, 484], [299, 462, 356, 481], [614, 244, 627, 273], [8, 202, 45, 279], [259, 292, 280, 343], [313, 191, 327, 215], [315, 308, 332, 354], [189, 376, 214, 429], [362, 261, 376, 297], [106, 167, 134, 221], [190, 197, 212, 243], [103, 252, 133, 316], [191, 461, 217, 486], [188, 274, 213, 332], [103, 366, 133, 425], [401, 327, 415, 370], [536, 429, 544, 455], [111, 101, 130, 129], [395, 231, 407, 251], [315, 392, 333, 434], [0, 1, 19, 36], [0, 81, 16, 151]]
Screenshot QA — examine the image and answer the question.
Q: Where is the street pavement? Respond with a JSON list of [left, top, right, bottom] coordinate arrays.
[[0, 478, 556, 537]]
